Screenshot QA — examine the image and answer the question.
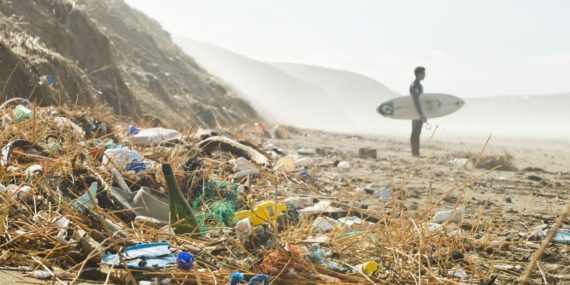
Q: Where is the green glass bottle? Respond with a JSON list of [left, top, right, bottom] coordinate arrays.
[[162, 163, 198, 234]]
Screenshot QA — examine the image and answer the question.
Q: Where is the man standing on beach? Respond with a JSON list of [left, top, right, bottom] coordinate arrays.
[[410, 66, 427, 157]]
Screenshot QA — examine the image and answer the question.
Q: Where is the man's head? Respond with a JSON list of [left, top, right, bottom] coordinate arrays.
[[414, 66, 426, 81]]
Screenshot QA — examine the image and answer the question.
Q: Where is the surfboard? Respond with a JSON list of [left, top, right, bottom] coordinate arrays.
[[377, 93, 464, 120]]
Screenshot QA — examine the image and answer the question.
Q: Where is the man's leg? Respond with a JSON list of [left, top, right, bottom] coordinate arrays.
[[411, 120, 423, 156]]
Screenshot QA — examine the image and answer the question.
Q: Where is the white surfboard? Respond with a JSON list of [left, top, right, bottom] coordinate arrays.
[[377, 93, 464, 120]]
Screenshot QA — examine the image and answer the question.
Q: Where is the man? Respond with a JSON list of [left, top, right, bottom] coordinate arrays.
[[410, 66, 426, 157]]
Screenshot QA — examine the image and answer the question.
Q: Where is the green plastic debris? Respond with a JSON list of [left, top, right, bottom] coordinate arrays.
[[211, 200, 236, 227], [162, 163, 198, 234], [14, 104, 33, 122]]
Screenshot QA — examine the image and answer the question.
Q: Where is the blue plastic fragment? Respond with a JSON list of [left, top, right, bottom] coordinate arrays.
[[553, 229, 570, 243], [71, 182, 98, 212], [46, 75, 57, 86], [101, 242, 176, 270], [126, 125, 141, 136], [229, 272, 245, 285], [176, 251, 195, 270], [126, 159, 146, 173], [247, 274, 269, 285]]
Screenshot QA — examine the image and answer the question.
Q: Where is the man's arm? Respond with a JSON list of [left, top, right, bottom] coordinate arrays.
[[411, 84, 426, 121]]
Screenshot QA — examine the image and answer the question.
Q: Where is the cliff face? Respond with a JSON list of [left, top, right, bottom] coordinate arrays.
[[0, 0, 258, 128]]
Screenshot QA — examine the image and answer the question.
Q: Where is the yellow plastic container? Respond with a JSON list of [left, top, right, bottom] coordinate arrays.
[[235, 201, 287, 226], [355, 261, 378, 275]]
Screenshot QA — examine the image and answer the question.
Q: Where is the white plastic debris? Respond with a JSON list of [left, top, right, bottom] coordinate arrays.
[[284, 196, 314, 208], [363, 184, 392, 200], [102, 148, 143, 169], [7, 185, 32, 201], [493, 264, 523, 271], [338, 216, 363, 228], [128, 128, 180, 146], [294, 157, 313, 167], [233, 157, 260, 178], [432, 208, 464, 224], [32, 270, 53, 279], [299, 200, 343, 214], [312, 216, 341, 233], [53, 217, 70, 229], [449, 158, 470, 170], [235, 218, 253, 241], [25, 164, 43, 180], [337, 161, 351, 170], [54, 117, 85, 136], [449, 268, 468, 279], [275, 156, 295, 171]]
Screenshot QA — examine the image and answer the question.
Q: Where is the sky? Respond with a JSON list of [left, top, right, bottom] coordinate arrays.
[[125, 0, 570, 97]]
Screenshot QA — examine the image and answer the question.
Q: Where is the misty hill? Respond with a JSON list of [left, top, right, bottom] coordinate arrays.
[[176, 38, 398, 132], [435, 93, 570, 139], [0, 0, 257, 128], [271, 62, 399, 130]]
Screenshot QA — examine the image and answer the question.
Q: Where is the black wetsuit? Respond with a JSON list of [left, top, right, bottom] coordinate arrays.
[[410, 79, 424, 156]]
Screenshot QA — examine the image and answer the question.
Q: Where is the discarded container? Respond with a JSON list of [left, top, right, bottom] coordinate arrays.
[[109, 186, 170, 222], [354, 260, 378, 275], [32, 270, 53, 279], [163, 164, 198, 234], [449, 158, 470, 169], [337, 161, 351, 170], [71, 182, 98, 213], [176, 251, 195, 270], [312, 216, 341, 233], [229, 272, 246, 285], [54, 117, 84, 136], [449, 268, 468, 279], [540, 229, 570, 244], [101, 242, 176, 270], [128, 128, 180, 145], [338, 216, 363, 228], [102, 148, 143, 170], [14, 104, 33, 122], [299, 200, 342, 214], [235, 218, 253, 241], [25, 165, 43, 181], [247, 274, 269, 285], [432, 208, 464, 224], [362, 184, 392, 200], [284, 196, 314, 208], [235, 201, 286, 226], [275, 156, 295, 171], [7, 185, 32, 201], [125, 159, 146, 173], [234, 157, 260, 178], [297, 148, 317, 155], [294, 157, 313, 167], [126, 125, 141, 136]]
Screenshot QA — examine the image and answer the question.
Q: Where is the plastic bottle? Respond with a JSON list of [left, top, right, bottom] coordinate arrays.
[[162, 164, 197, 234], [176, 251, 195, 270], [14, 101, 33, 122]]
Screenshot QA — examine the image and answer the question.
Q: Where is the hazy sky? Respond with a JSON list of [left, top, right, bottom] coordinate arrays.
[[125, 0, 570, 97]]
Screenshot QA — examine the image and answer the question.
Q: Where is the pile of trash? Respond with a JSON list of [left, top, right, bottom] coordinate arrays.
[[0, 99, 565, 284]]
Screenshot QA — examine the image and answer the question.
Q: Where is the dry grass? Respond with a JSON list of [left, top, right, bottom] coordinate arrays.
[[0, 104, 564, 284]]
